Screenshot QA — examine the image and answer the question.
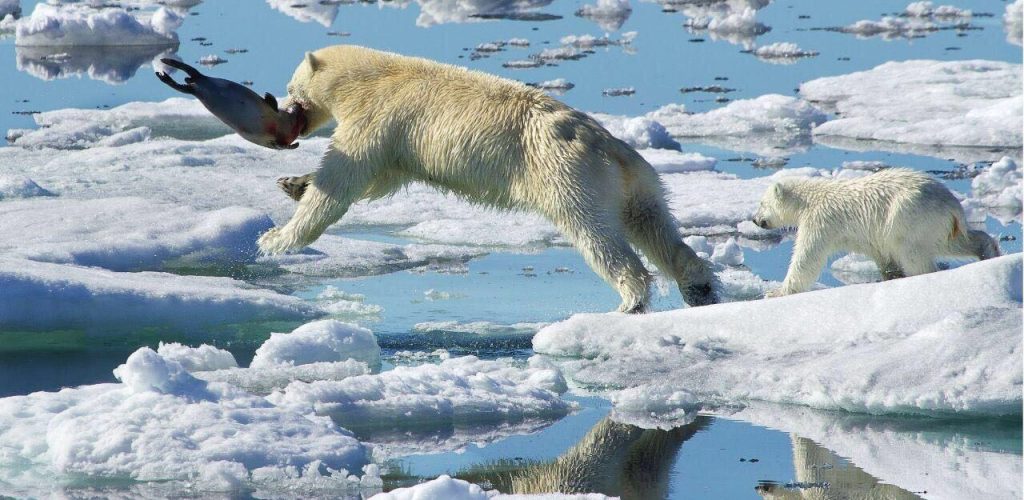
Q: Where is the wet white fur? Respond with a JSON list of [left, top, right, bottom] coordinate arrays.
[[257, 45, 715, 311], [754, 168, 999, 296]]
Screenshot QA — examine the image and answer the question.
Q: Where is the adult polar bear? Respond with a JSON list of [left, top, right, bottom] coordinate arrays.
[[256, 45, 717, 311]]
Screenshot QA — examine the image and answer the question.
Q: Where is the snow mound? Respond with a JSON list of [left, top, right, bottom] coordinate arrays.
[[268, 355, 572, 431], [157, 342, 239, 372], [971, 156, 1022, 223], [575, 0, 631, 31], [0, 175, 53, 199], [250, 320, 381, 370], [801, 60, 1023, 149], [0, 347, 370, 494], [0, 257, 318, 331], [535, 254, 1023, 417], [16, 2, 181, 46], [646, 95, 827, 156]]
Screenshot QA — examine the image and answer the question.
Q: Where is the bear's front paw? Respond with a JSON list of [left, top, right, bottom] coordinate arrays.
[[257, 227, 294, 255], [763, 288, 786, 299]]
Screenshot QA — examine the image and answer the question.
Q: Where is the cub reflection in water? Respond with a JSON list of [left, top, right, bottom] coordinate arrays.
[[756, 435, 921, 500]]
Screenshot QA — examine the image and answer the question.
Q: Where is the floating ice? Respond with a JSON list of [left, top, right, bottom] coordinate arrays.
[[970, 156, 1022, 224], [590, 113, 680, 150], [268, 355, 572, 431], [156, 342, 239, 372], [750, 41, 818, 64], [602, 86, 636, 97], [369, 474, 613, 499], [637, 148, 717, 173], [535, 254, 1023, 417], [710, 237, 743, 266], [528, 78, 574, 94], [826, 3, 974, 41], [904, 1, 971, 18], [413, 320, 550, 336], [0, 0, 18, 35], [16, 2, 182, 46], [1006, 0, 1023, 45], [801, 60, 1023, 149], [266, 0, 339, 26], [0, 347, 370, 495], [250, 320, 381, 370], [646, 95, 827, 156], [575, 0, 631, 31], [401, 0, 556, 27], [679, 0, 771, 48], [609, 385, 701, 429], [829, 253, 883, 285], [198, 54, 227, 66]]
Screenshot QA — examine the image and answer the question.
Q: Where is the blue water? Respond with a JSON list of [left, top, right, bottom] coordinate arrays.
[[0, 0, 1021, 497]]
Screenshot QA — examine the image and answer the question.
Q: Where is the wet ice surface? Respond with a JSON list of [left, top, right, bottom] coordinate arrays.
[[0, 0, 1021, 498]]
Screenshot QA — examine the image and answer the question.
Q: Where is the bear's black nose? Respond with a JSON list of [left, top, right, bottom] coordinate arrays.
[[753, 218, 768, 229]]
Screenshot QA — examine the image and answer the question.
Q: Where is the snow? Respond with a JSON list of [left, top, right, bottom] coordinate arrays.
[[267, 355, 572, 430], [801, 60, 1023, 149], [1006, 0, 1023, 46], [970, 156, 1022, 224], [575, 0, 631, 31], [0, 347, 371, 495], [750, 42, 818, 64], [15, 2, 182, 46], [156, 342, 239, 372], [535, 254, 1023, 417], [645, 95, 828, 156], [0, 175, 52, 199], [0, 0, 17, 34], [829, 253, 882, 285], [529, 78, 574, 93], [726, 402, 1022, 500], [250, 320, 381, 370]]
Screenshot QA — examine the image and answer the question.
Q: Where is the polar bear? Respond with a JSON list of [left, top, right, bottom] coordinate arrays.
[[255, 45, 717, 311], [752, 168, 999, 296]]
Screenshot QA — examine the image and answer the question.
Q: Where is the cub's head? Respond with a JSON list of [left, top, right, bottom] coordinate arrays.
[[752, 181, 802, 230], [282, 51, 334, 137]]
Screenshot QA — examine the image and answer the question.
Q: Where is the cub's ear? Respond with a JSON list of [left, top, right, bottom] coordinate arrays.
[[305, 52, 320, 72], [771, 182, 786, 197], [263, 93, 278, 111]]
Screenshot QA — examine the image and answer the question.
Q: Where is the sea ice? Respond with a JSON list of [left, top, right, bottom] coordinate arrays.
[[16, 2, 182, 46], [678, 0, 771, 48], [250, 320, 382, 370], [970, 156, 1022, 224], [575, 0, 631, 31], [1006, 0, 1023, 45], [0, 175, 52, 199], [413, 320, 550, 336], [589, 113, 680, 150], [266, 0, 339, 26], [369, 474, 612, 499], [750, 41, 818, 64], [535, 254, 1023, 417], [801, 60, 1023, 150]]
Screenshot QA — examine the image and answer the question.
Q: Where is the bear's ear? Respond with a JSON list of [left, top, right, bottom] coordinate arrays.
[[771, 182, 785, 197], [305, 52, 320, 72]]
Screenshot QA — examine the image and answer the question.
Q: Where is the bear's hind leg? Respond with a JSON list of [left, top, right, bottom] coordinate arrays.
[[897, 254, 938, 277], [623, 196, 718, 307]]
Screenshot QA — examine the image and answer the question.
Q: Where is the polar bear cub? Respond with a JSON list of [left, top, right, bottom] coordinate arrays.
[[256, 45, 717, 311], [752, 168, 999, 296]]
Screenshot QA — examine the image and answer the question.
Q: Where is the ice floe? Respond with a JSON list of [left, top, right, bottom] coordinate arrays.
[[827, 2, 975, 41], [0, 0, 18, 35], [646, 95, 828, 156], [970, 156, 1022, 224], [413, 320, 550, 336], [749, 41, 818, 64], [266, 0, 340, 26], [396, 0, 557, 28], [575, 0, 631, 31], [678, 0, 771, 48], [369, 474, 612, 499], [1006, 0, 1023, 45], [589, 113, 680, 150], [251, 320, 381, 370], [15, 2, 182, 46], [535, 254, 1023, 417], [801, 60, 1023, 151]]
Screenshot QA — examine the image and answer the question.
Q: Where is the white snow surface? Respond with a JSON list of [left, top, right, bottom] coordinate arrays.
[[0, 347, 370, 494], [1006, 0, 1023, 45], [15, 2, 181, 46], [801, 60, 1023, 148], [250, 320, 382, 370], [535, 254, 1023, 417]]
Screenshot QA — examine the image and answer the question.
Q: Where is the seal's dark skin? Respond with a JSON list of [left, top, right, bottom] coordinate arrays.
[[156, 58, 306, 150]]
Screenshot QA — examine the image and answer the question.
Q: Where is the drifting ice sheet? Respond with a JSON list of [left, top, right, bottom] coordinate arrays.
[[535, 254, 1023, 417], [16, 2, 182, 46]]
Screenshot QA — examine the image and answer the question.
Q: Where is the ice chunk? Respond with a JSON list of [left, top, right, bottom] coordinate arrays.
[[590, 113, 680, 150], [251, 320, 381, 370], [535, 254, 1023, 417], [197, 360, 372, 394], [0, 347, 370, 494], [197, 54, 226, 66], [905, 1, 971, 17], [413, 320, 550, 336], [268, 355, 572, 431], [750, 41, 818, 64], [609, 385, 701, 429], [970, 156, 1022, 224], [679, 0, 771, 48], [403, 0, 556, 27], [639, 149, 717, 173], [575, 0, 631, 31], [0, 175, 53, 199], [1006, 0, 1023, 45], [0, 257, 318, 331], [0, 0, 19, 35], [370, 475, 487, 499], [710, 237, 743, 266], [16, 3, 181, 46], [646, 95, 827, 156], [266, 0, 339, 26], [801, 60, 1022, 149], [157, 342, 239, 372], [830, 253, 882, 285]]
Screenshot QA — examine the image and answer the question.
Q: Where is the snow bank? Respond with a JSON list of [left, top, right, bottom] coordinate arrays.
[[646, 95, 827, 156], [0, 257, 318, 331], [1006, 0, 1023, 46], [268, 355, 572, 430], [727, 403, 1022, 500], [16, 2, 181, 46], [250, 320, 381, 370], [801, 60, 1023, 149], [750, 42, 818, 64], [0, 347, 371, 495], [970, 156, 1022, 224], [535, 254, 1023, 417], [575, 0, 631, 31]]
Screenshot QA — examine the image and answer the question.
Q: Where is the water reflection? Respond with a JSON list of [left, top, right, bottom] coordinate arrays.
[[16, 45, 178, 84], [756, 435, 922, 499]]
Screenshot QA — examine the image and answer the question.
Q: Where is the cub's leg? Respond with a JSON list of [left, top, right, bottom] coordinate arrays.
[[771, 228, 830, 297], [277, 174, 312, 201], [622, 195, 718, 307], [258, 146, 377, 254]]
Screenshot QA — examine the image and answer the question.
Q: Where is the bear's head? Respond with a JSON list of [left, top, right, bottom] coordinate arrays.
[[282, 52, 335, 138], [752, 181, 802, 230]]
